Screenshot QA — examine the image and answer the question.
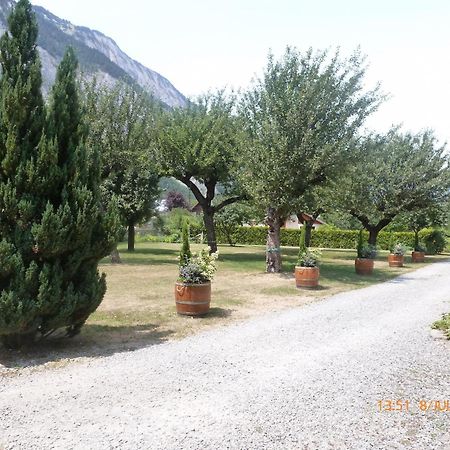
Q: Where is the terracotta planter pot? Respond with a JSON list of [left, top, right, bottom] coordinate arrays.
[[355, 258, 374, 275], [388, 254, 404, 267], [175, 282, 211, 316], [295, 266, 320, 289], [411, 251, 425, 263]]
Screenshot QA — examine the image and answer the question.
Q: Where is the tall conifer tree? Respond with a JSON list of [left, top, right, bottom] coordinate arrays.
[[0, 1, 120, 348]]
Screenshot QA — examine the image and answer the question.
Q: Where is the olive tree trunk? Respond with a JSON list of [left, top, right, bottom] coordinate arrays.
[[128, 223, 135, 252], [266, 207, 282, 273], [203, 208, 218, 253], [304, 220, 314, 247], [368, 228, 379, 246], [110, 246, 122, 264]]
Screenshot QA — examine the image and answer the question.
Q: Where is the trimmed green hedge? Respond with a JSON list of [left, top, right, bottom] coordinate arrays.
[[215, 226, 445, 253], [138, 224, 446, 254]]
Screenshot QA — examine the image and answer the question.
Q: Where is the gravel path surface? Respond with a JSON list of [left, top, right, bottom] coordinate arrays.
[[1, 261, 450, 450]]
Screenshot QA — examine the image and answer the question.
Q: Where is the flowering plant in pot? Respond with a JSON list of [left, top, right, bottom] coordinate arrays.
[[411, 233, 426, 263], [175, 221, 218, 316], [295, 227, 321, 288], [355, 230, 377, 275], [388, 242, 407, 267]]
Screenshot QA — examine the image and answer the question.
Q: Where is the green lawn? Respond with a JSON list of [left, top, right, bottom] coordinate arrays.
[[2, 242, 447, 370], [88, 242, 448, 345]]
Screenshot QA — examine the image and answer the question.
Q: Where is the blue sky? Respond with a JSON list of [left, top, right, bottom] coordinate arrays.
[[32, 0, 450, 145]]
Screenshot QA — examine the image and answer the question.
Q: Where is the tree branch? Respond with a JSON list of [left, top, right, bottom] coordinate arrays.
[[179, 176, 206, 206], [349, 210, 372, 229], [205, 178, 216, 204], [213, 195, 248, 213], [374, 214, 396, 232]]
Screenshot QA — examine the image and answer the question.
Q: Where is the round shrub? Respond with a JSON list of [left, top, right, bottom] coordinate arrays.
[[421, 229, 446, 254]]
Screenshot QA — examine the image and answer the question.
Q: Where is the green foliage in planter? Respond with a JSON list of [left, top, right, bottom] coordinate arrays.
[[357, 230, 377, 259], [179, 220, 192, 266], [297, 249, 321, 267], [391, 243, 407, 256]]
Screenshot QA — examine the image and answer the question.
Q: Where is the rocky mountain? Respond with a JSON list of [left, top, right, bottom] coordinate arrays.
[[0, 0, 187, 108]]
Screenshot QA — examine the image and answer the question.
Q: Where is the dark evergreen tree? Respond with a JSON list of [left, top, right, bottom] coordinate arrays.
[[0, 1, 120, 348], [298, 226, 307, 261]]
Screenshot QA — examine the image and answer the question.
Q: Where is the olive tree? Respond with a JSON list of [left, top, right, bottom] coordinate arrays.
[[334, 129, 450, 246], [84, 81, 160, 256], [155, 91, 245, 253], [240, 47, 382, 272]]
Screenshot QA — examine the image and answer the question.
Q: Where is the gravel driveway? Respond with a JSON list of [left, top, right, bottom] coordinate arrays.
[[1, 260, 449, 450]]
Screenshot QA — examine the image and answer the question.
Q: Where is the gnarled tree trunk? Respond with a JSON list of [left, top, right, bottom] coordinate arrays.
[[110, 246, 122, 264], [368, 228, 379, 246], [128, 223, 135, 252], [304, 220, 314, 247], [266, 207, 282, 273], [203, 208, 218, 253]]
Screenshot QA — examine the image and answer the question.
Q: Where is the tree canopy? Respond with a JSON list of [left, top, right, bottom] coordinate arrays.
[[84, 80, 160, 252], [333, 129, 450, 245], [155, 91, 245, 252], [240, 47, 383, 271]]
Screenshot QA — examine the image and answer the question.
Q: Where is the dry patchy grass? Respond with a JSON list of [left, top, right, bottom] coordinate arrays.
[[1, 243, 448, 373]]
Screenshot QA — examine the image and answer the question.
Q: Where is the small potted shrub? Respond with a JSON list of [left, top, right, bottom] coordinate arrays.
[[355, 230, 377, 275], [295, 227, 321, 288], [388, 243, 406, 267], [175, 221, 218, 316], [411, 233, 426, 263]]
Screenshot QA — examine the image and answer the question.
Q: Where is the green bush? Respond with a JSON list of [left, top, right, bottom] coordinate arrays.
[[421, 229, 446, 254], [136, 225, 446, 253], [214, 225, 446, 251], [432, 313, 450, 339]]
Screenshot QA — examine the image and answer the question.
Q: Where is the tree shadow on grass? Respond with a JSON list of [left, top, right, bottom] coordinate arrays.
[[0, 323, 174, 371], [101, 247, 180, 266], [205, 307, 233, 318]]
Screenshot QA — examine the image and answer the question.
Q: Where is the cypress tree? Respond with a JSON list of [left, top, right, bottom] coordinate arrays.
[[298, 226, 307, 260], [0, 1, 120, 348], [179, 220, 191, 266]]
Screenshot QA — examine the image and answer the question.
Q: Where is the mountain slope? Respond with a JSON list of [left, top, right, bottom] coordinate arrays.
[[0, 0, 187, 107]]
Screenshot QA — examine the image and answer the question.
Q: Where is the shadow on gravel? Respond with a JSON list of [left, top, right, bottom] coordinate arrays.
[[0, 323, 174, 371], [386, 275, 431, 283]]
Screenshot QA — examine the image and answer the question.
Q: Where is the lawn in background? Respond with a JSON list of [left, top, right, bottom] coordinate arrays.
[[2, 242, 447, 371], [87, 242, 448, 347]]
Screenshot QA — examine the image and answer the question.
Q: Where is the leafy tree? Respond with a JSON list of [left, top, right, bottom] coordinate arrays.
[[215, 202, 257, 246], [240, 47, 382, 272], [401, 207, 447, 251], [334, 129, 450, 246], [165, 190, 189, 210], [0, 0, 120, 348], [155, 91, 245, 253], [294, 186, 330, 247], [84, 80, 160, 254]]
